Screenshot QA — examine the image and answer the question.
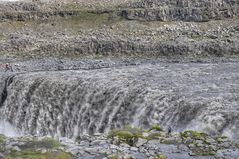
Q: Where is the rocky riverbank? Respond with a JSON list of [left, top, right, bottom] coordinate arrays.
[[0, 127, 239, 159]]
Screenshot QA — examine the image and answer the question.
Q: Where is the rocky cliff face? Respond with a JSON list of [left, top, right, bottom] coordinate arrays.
[[0, 1, 78, 21], [0, 1, 238, 61], [123, 0, 239, 22], [0, 18, 239, 61], [1, 0, 238, 22], [0, 1, 239, 152]]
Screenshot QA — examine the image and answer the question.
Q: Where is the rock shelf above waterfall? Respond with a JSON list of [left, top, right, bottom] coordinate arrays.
[[0, 0, 239, 61]]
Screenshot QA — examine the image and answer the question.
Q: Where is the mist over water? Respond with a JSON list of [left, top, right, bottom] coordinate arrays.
[[0, 120, 21, 137]]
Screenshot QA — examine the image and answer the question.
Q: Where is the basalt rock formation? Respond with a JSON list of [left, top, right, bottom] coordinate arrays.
[[122, 0, 239, 22], [0, 1, 77, 21], [1, 0, 239, 22], [0, 1, 238, 61]]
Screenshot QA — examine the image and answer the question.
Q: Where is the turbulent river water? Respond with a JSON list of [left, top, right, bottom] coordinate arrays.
[[0, 62, 239, 141]]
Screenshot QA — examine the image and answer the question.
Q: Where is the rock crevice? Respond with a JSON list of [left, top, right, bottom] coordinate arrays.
[[0, 75, 14, 108]]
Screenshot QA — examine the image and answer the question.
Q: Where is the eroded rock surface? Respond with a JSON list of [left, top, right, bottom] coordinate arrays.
[[1, 128, 239, 159], [0, 0, 238, 60], [123, 0, 239, 22]]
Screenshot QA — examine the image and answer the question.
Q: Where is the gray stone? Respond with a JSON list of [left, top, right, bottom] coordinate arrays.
[[188, 144, 196, 149], [131, 153, 146, 159], [79, 141, 90, 147], [66, 147, 81, 156], [130, 147, 139, 152], [110, 144, 118, 150], [205, 138, 216, 144], [215, 149, 239, 159], [84, 147, 100, 155], [178, 144, 189, 152], [136, 138, 147, 147], [219, 142, 231, 149], [91, 140, 103, 146], [11, 146, 21, 151]]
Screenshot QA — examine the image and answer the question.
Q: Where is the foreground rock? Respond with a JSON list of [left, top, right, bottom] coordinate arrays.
[[0, 134, 72, 159], [0, 127, 239, 159]]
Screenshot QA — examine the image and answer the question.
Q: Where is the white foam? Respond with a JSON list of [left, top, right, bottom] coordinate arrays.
[[0, 120, 21, 137]]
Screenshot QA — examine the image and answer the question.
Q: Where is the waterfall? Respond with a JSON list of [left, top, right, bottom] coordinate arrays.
[[0, 63, 238, 141]]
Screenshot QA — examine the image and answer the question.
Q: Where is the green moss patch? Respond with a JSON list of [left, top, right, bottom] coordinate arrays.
[[0, 134, 6, 153], [146, 133, 162, 140], [154, 154, 167, 159], [17, 137, 61, 150], [148, 125, 163, 132], [181, 130, 208, 140], [5, 150, 72, 159], [108, 154, 120, 159], [0, 33, 5, 41], [108, 126, 143, 146], [192, 149, 216, 156], [0, 134, 6, 144], [180, 131, 219, 156]]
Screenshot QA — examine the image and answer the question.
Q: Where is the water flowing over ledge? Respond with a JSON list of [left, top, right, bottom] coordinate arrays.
[[0, 62, 239, 141]]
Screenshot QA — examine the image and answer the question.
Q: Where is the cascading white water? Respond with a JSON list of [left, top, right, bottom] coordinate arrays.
[[0, 120, 21, 137], [0, 63, 239, 141]]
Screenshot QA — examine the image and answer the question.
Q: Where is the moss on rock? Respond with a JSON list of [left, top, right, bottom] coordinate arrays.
[[5, 150, 72, 159], [1, 136, 70, 159], [154, 154, 167, 159], [148, 125, 163, 132], [17, 137, 61, 150], [146, 133, 161, 140], [0, 134, 6, 144], [108, 126, 144, 146], [0, 134, 6, 153], [108, 130, 137, 146], [181, 130, 207, 140]]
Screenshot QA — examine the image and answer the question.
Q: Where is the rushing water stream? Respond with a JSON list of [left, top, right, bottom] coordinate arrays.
[[0, 62, 239, 141]]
